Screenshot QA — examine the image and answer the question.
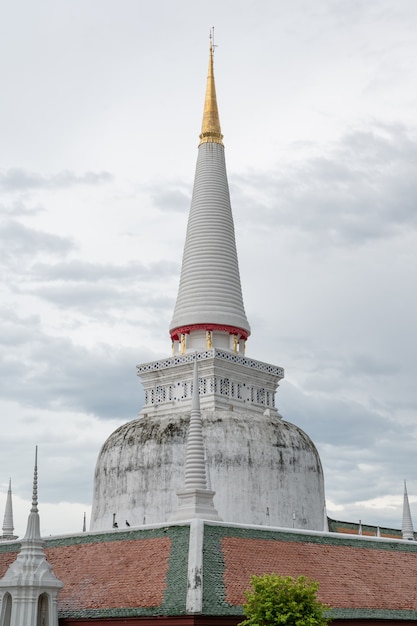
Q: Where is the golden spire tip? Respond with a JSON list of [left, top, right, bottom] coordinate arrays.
[[199, 28, 223, 146]]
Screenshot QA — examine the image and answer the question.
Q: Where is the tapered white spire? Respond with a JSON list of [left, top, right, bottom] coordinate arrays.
[[323, 502, 329, 532], [169, 35, 250, 355], [24, 444, 40, 541], [170, 359, 221, 521], [1, 479, 17, 541], [402, 480, 414, 541], [0, 447, 64, 626], [184, 359, 209, 490]]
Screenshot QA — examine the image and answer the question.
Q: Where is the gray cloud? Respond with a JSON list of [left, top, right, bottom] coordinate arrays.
[[1, 240, 178, 317], [22, 261, 177, 319], [27, 283, 175, 317], [149, 185, 191, 213], [0, 308, 144, 420], [279, 379, 415, 527], [232, 123, 417, 246], [0, 168, 113, 191], [279, 381, 385, 449], [29, 259, 179, 283], [0, 200, 43, 217], [0, 220, 75, 264]]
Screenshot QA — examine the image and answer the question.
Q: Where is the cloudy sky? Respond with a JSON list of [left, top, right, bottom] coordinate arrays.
[[1, 0, 416, 536]]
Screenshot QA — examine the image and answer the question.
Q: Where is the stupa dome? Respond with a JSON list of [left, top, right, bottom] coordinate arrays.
[[91, 406, 325, 530]]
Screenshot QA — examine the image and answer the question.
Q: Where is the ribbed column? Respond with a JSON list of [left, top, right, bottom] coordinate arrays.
[[170, 143, 250, 337], [184, 360, 208, 490], [169, 359, 221, 522]]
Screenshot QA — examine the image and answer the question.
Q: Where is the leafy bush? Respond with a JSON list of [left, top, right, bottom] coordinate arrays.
[[240, 573, 331, 626]]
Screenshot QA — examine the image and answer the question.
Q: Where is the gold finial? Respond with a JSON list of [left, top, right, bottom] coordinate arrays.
[[199, 28, 224, 146]]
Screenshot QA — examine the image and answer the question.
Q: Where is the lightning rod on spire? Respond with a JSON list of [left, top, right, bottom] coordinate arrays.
[[210, 26, 217, 54]]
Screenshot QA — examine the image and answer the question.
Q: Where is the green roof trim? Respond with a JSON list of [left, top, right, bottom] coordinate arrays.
[[330, 609, 417, 621], [0, 541, 21, 554], [58, 607, 167, 619], [45, 526, 173, 548], [328, 517, 402, 538], [203, 523, 235, 615], [163, 524, 190, 614], [202, 523, 417, 553]]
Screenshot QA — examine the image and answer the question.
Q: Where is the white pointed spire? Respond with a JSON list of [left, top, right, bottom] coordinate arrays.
[[0, 447, 64, 626], [323, 502, 329, 532], [1, 479, 17, 541], [169, 37, 250, 355], [184, 359, 208, 490], [169, 359, 221, 521], [402, 480, 414, 540], [23, 444, 41, 541]]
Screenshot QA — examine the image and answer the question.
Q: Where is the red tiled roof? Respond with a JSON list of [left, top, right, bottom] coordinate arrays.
[[3, 524, 417, 622], [45, 537, 171, 611], [0, 552, 19, 577], [222, 537, 417, 611]]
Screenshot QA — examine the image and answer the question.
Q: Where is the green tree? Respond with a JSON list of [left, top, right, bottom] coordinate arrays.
[[239, 573, 331, 626]]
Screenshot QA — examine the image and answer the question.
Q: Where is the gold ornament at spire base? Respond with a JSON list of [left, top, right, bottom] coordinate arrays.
[[199, 32, 224, 146]]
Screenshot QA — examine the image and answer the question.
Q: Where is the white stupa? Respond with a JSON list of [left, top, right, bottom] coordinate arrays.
[[0, 448, 63, 626], [90, 35, 326, 532], [402, 480, 415, 540], [1, 479, 17, 542]]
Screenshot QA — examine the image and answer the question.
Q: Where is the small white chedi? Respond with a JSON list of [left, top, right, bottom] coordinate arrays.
[[0, 448, 63, 626]]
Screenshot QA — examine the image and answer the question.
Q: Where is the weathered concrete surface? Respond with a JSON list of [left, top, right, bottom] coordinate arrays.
[[90, 408, 325, 531]]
